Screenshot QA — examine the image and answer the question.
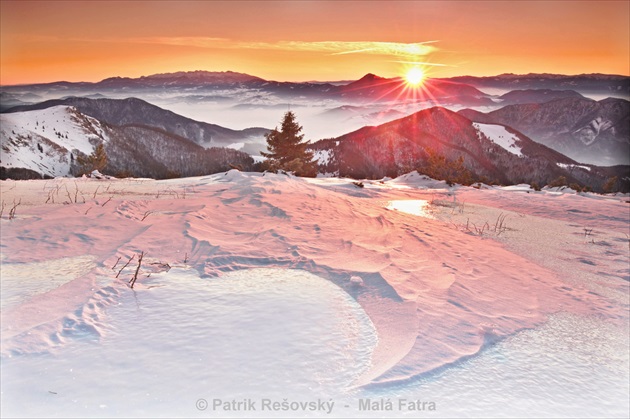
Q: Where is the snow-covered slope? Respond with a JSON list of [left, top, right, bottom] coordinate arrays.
[[473, 122, 524, 157], [0, 106, 107, 177]]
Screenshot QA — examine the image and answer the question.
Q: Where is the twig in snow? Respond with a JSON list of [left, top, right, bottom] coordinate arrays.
[[129, 251, 144, 288], [8, 198, 21, 220], [116, 254, 135, 278], [140, 210, 153, 221], [494, 213, 509, 235], [45, 185, 61, 204], [101, 196, 113, 207], [111, 256, 122, 270], [64, 185, 73, 204]]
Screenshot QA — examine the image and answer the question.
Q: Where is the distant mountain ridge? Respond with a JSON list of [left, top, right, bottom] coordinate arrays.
[[0, 70, 493, 105], [3, 70, 627, 93], [0, 103, 257, 179], [2, 70, 627, 116], [98, 70, 267, 89], [3, 97, 269, 153], [459, 97, 630, 166], [445, 73, 629, 97]]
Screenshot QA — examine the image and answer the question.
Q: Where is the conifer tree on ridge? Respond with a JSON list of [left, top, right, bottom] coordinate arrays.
[[261, 111, 317, 177]]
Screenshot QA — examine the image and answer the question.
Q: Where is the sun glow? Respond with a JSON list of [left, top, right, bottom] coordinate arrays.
[[405, 67, 425, 87]]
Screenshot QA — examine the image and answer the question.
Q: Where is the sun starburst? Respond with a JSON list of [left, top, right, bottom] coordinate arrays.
[[404, 67, 425, 87]]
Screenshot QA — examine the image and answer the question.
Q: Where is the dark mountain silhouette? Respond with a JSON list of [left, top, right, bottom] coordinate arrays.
[[310, 106, 623, 190], [459, 97, 630, 166]]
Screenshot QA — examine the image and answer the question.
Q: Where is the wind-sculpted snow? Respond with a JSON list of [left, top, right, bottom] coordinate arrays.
[[1, 171, 624, 390]]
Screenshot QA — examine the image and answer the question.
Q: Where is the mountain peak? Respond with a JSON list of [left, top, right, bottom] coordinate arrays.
[[356, 73, 387, 83], [343, 73, 392, 90], [140, 70, 265, 83], [95, 71, 265, 87]]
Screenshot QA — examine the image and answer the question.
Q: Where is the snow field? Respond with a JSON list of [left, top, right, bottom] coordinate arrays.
[[0, 171, 628, 417]]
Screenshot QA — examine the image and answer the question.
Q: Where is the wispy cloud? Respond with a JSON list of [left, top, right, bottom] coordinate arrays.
[[16, 34, 231, 48], [240, 40, 439, 58], [23, 35, 444, 66], [130, 37, 230, 48], [125, 37, 439, 59]]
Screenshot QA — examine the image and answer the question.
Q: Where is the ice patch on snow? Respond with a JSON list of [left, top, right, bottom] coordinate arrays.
[[498, 184, 535, 192], [387, 200, 434, 218]]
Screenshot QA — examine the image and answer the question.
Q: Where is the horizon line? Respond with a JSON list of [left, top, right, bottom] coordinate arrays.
[[2, 70, 629, 88]]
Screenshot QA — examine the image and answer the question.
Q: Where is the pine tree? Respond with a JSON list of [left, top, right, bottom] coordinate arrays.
[[261, 111, 317, 177]]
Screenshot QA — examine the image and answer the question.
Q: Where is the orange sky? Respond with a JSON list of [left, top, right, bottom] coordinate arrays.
[[1, 0, 628, 85]]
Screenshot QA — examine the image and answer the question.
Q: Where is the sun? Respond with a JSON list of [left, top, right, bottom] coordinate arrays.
[[405, 67, 425, 87]]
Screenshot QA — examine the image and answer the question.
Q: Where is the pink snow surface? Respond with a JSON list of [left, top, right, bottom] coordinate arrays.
[[1, 171, 626, 387]]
